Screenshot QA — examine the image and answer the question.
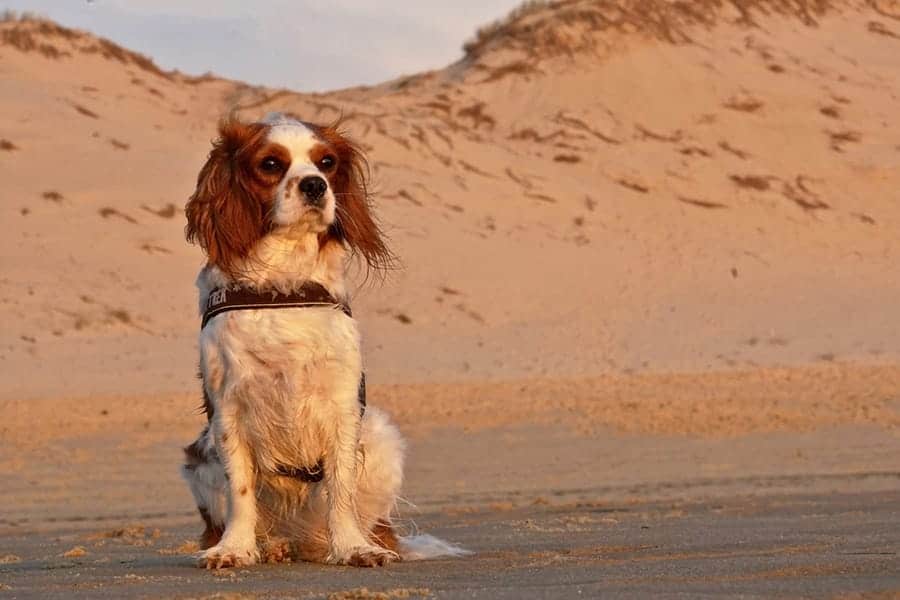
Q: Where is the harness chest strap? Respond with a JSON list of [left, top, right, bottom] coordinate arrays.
[[200, 282, 366, 484], [201, 282, 351, 329]]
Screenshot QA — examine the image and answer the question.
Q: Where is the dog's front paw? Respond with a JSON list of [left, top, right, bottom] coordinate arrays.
[[328, 544, 399, 568], [349, 546, 399, 567], [260, 538, 292, 564], [198, 542, 259, 570]]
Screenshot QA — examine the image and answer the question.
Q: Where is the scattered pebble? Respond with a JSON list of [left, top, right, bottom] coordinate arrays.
[[62, 546, 87, 558]]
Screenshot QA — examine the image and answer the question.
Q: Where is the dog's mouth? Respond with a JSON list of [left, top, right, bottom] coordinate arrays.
[[271, 188, 335, 230]]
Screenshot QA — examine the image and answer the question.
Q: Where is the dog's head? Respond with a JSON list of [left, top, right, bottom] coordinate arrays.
[[185, 113, 391, 276]]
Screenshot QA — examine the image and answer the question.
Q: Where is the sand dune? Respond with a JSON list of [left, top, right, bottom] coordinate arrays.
[[2, 2, 899, 403]]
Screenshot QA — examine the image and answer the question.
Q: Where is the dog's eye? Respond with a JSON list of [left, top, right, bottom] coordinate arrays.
[[259, 156, 283, 173], [316, 154, 336, 171]]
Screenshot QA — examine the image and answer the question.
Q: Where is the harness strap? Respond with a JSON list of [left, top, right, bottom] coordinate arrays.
[[201, 282, 350, 329], [276, 459, 324, 483], [200, 282, 367, 484]]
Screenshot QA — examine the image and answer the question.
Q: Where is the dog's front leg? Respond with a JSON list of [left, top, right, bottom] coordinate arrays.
[[198, 407, 260, 569], [324, 378, 398, 567]]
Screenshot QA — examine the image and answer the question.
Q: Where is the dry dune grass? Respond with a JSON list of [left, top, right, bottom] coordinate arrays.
[[463, 0, 849, 63], [1, 11, 176, 80], [0, 12, 72, 59]]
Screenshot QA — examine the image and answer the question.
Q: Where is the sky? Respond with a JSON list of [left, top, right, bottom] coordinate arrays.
[[3, 0, 524, 91]]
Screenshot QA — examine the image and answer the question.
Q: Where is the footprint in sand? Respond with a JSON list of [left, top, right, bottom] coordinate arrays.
[[98, 207, 138, 224], [827, 130, 861, 152], [729, 174, 772, 191], [615, 178, 650, 194], [678, 196, 728, 210], [723, 95, 764, 113], [139, 242, 171, 255], [71, 103, 99, 119], [719, 141, 751, 159], [140, 203, 177, 218]]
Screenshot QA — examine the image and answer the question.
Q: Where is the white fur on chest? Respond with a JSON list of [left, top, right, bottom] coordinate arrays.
[[200, 307, 362, 472]]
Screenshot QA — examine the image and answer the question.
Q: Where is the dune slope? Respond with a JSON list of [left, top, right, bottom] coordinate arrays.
[[1, 1, 899, 401]]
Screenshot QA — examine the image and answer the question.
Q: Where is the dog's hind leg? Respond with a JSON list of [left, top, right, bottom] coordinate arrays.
[[354, 408, 470, 561], [181, 425, 227, 549], [289, 406, 406, 562], [354, 407, 406, 552]]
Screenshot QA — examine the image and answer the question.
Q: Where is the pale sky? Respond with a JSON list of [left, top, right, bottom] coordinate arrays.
[[3, 0, 524, 91]]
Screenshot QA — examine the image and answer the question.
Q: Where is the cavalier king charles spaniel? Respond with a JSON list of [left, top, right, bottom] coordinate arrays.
[[180, 113, 463, 569]]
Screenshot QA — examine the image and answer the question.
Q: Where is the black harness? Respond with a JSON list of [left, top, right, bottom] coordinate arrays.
[[201, 282, 352, 328], [201, 282, 366, 483]]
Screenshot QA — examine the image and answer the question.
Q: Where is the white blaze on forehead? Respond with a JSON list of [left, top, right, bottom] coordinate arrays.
[[265, 121, 320, 167], [262, 114, 336, 229]]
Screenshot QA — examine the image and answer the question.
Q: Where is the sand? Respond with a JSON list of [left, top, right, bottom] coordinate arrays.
[[1, 1, 900, 597]]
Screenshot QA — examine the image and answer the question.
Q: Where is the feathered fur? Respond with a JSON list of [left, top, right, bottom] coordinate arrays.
[[180, 113, 465, 569]]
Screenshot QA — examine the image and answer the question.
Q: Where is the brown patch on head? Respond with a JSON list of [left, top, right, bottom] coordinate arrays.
[[308, 143, 336, 171], [239, 486, 248, 496], [184, 116, 291, 276], [305, 120, 395, 272], [187, 114, 395, 276]]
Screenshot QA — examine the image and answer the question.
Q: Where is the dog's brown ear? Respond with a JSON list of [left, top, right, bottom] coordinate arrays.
[[185, 117, 267, 275], [319, 124, 394, 272]]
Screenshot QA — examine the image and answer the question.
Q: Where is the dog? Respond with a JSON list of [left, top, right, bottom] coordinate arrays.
[[180, 113, 463, 569]]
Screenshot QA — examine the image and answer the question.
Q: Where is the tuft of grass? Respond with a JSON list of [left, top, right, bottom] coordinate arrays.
[[1, 13, 176, 79], [461, 0, 839, 65], [463, 0, 553, 59], [457, 103, 496, 130]]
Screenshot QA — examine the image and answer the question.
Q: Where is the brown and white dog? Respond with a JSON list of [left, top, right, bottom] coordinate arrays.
[[181, 113, 463, 569]]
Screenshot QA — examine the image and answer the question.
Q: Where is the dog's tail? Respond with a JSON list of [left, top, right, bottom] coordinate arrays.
[[398, 533, 472, 561]]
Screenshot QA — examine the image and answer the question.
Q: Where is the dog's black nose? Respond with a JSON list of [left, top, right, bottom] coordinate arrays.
[[299, 176, 328, 205]]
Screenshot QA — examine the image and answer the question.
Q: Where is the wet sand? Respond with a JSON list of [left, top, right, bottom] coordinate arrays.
[[2, 491, 899, 599], [2, 372, 900, 598]]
